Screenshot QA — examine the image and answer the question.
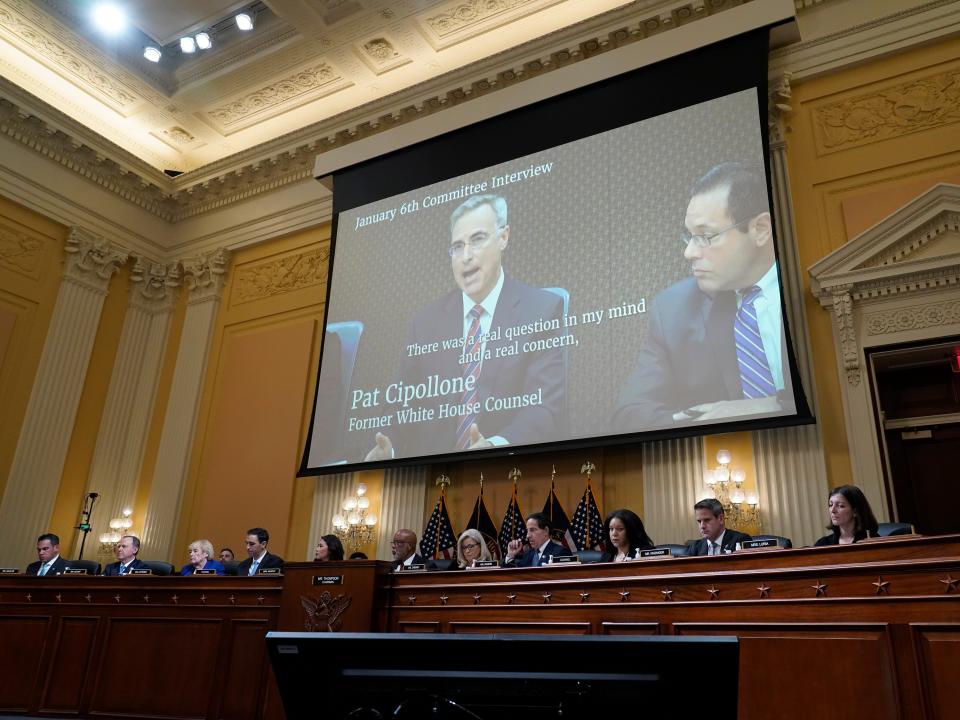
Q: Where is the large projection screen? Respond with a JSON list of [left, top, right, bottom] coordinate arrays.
[[301, 28, 812, 474]]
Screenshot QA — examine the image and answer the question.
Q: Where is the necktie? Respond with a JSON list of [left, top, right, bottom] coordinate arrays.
[[38, 562, 48, 576], [533, 550, 542, 567], [735, 286, 777, 398], [249, 560, 260, 576], [456, 305, 484, 449], [119, 564, 126, 575]]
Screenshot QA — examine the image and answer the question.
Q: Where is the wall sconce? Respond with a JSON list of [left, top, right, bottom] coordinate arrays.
[[332, 483, 377, 550], [704, 450, 761, 529]]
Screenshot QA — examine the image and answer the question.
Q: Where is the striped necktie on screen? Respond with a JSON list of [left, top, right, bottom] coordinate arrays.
[[734, 286, 777, 399], [456, 305, 485, 450]]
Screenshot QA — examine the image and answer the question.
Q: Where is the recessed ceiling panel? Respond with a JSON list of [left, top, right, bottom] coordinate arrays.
[[128, 0, 251, 45]]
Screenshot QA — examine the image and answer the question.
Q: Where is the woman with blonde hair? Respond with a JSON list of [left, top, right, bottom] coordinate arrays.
[[180, 539, 225, 575], [456, 529, 492, 569]]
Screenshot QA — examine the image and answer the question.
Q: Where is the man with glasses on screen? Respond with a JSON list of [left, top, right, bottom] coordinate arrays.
[[366, 193, 565, 461], [613, 162, 793, 430]]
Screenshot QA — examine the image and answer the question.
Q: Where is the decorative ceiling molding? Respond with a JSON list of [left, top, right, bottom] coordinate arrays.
[[770, 0, 960, 82], [204, 63, 351, 134], [418, 0, 566, 51], [0, 0, 756, 225]]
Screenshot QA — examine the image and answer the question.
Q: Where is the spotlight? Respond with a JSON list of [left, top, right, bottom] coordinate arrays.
[[180, 36, 196, 53], [195, 32, 212, 50], [235, 13, 254, 31], [92, 3, 127, 34], [143, 46, 162, 63]]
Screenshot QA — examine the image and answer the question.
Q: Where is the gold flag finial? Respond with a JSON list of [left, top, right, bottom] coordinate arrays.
[[580, 461, 595, 480], [435, 474, 450, 492], [508, 467, 521, 483]]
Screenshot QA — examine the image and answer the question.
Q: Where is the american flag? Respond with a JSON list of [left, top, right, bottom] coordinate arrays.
[[465, 488, 500, 560], [542, 484, 575, 551], [569, 479, 604, 551], [420, 491, 457, 560], [497, 488, 526, 559]]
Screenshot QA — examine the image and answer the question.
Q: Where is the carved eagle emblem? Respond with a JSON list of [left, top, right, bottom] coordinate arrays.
[[300, 591, 352, 632]]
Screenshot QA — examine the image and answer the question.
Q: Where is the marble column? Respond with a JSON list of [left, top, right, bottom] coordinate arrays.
[[140, 248, 229, 561], [375, 466, 428, 561], [641, 436, 704, 546], [0, 227, 127, 567], [76, 259, 179, 557], [752, 74, 830, 548]]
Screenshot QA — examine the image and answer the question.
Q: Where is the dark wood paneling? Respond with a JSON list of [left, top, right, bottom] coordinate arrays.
[[674, 623, 899, 720], [600, 622, 660, 635], [40, 616, 98, 713], [449, 621, 590, 634], [217, 619, 271, 720], [0, 616, 49, 712], [912, 623, 960, 720], [397, 621, 440, 633], [91, 617, 222, 718]]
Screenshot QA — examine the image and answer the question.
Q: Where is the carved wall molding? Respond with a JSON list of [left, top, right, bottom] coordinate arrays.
[[768, 72, 793, 147], [0, 220, 42, 277], [862, 210, 960, 268], [864, 298, 960, 336], [812, 65, 960, 153], [830, 287, 860, 386], [182, 247, 231, 304], [63, 226, 127, 292], [129, 257, 180, 313], [233, 246, 329, 304]]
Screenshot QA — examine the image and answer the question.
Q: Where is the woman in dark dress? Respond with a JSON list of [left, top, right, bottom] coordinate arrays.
[[314, 534, 345, 561], [600, 508, 654, 562], [813, 485, 879, 546]]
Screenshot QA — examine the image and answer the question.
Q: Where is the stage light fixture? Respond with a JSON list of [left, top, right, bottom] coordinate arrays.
[[180, 36, 196, 53], [196, 32, 212, 50], [236, 13, 254, 31], [92, 3, 127, 34], [143, 46, 162, 63]]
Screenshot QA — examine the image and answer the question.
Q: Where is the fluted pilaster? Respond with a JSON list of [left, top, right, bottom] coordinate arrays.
[[76, 259, 179, 557], [307, 473, 355, 560], [751, 74, 829, 548], [140, 248, 229, 561], [641, 436, 704, 546], [374, 467, 428, 561], [0, 227, 127, 567]]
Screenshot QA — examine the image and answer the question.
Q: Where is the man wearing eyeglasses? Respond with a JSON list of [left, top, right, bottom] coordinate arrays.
[[613, 162, 793, 430], [391, 529, 424, 571], [366, 193, 566, 460]]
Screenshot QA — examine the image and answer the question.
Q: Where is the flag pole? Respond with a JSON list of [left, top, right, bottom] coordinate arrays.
[[434, 474, 450, 559], [508, 467, 521, 542], [580, 460, 595, 550]]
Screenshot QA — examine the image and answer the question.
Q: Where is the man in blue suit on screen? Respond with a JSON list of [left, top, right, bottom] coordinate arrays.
[[613, 162, 794, 431], [366, 193, 565, 461]]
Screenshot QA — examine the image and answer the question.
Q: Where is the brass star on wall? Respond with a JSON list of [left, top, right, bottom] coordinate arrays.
[[811, 581, 828, 598], [55, 593, 62, 603], [542, 593, 552, 604], [473, 593, 482, 604], [505, 593, 516, 604], [439, 595, 449, 605], [171, 595, 179, 604], [579, 592, 590, 603], [707, 587, 720, 600], [619, 590, 630, 602], [407, 595, 417, 606], [873, 577, 890, 595], [661, 588, 674, 601], [940, 575, 958, 593], [757, 583, 771, 599], [143, 594, 150, 603]]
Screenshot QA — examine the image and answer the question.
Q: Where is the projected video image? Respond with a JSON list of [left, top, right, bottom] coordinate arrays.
[[306, 89, 797, 469]]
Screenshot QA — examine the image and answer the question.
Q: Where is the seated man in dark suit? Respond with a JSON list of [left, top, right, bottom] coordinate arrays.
[[236, 527, 284, 576], [102, 535, 149, 575], [25, 532, 68, 576], [612, 162, 794, 430], [685, 499, 751, 556], [391, 529, 424, 571], [502, 512, 565, 567], [365, 193, 566, 461]]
